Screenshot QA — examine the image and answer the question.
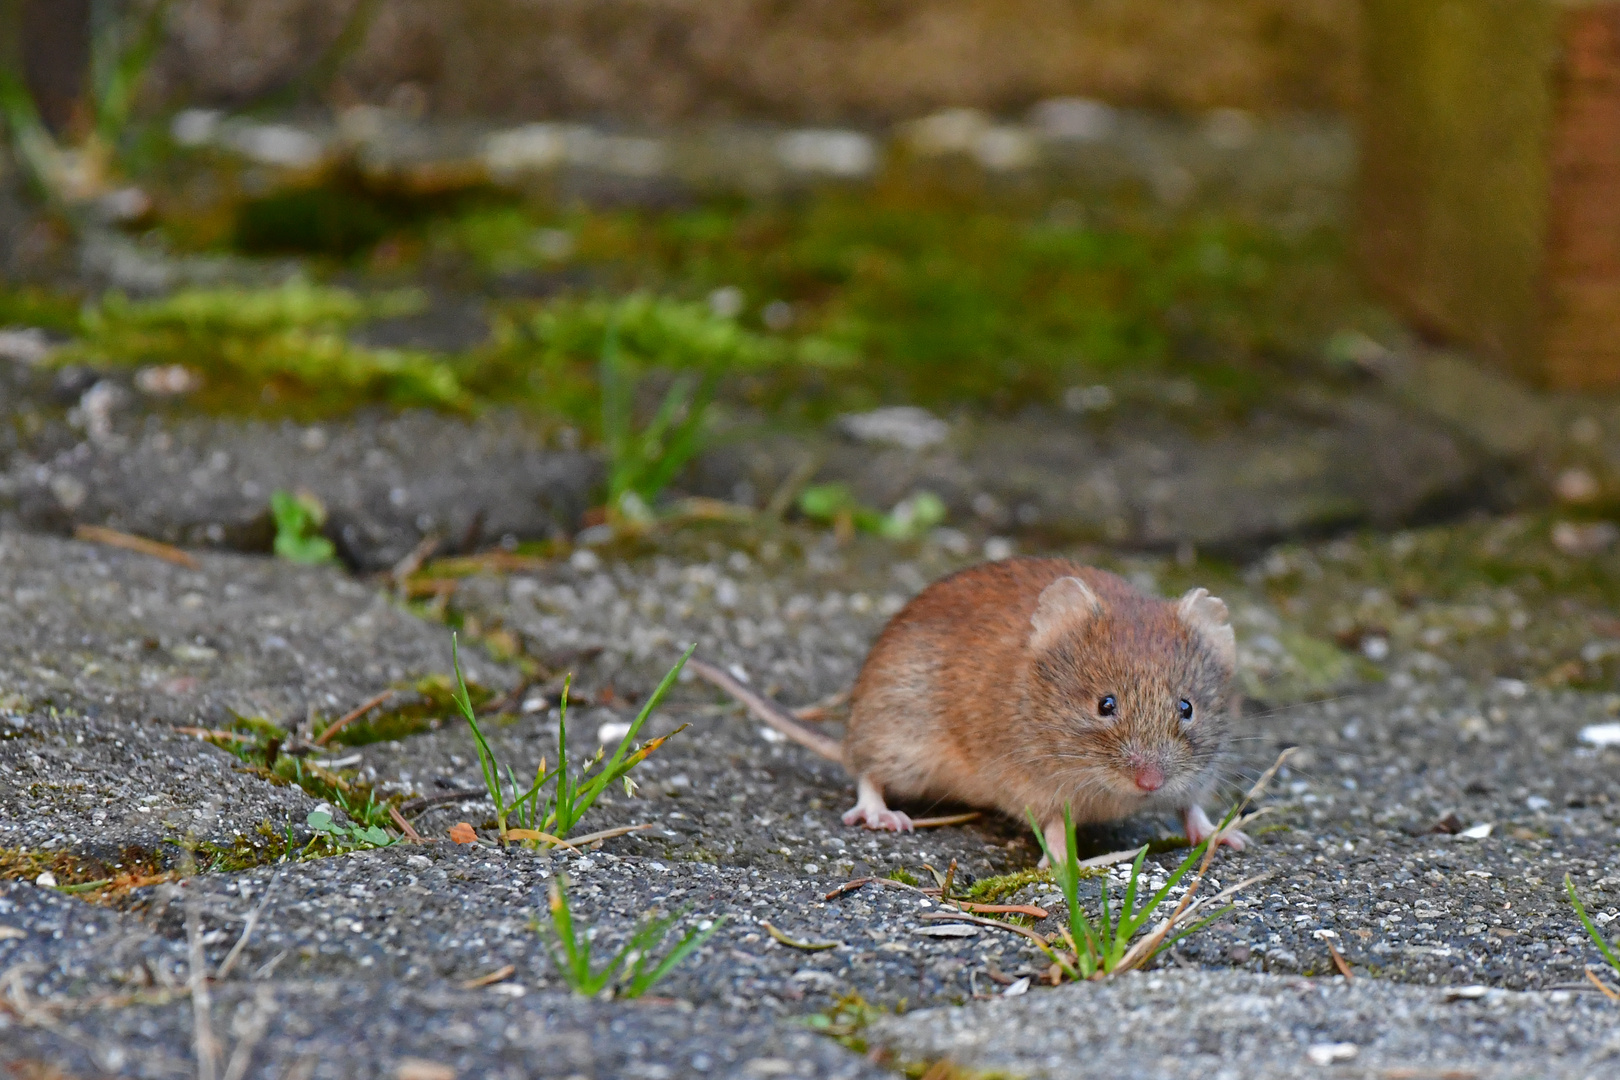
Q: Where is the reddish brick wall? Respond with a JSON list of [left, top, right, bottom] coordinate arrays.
[[1542, 4, 1620, 388]]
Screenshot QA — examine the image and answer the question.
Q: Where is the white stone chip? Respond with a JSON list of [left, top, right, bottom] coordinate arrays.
[[1579, 722, 1620, 747]]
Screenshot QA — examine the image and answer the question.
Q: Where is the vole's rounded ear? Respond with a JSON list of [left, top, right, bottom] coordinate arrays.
[[1178, 587, 1236, 672], [1030, 576, 1102, 651]]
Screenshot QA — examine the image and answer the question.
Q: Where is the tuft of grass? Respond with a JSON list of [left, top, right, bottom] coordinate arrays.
[[885, 867, 920, 887], [0, 0, 172, 206], [599, 317, 716, 518], [538, 873, 724, 998], [1026, 750, 1291, 981], [1031, 804, 1233, 980], [448, 632, 691, 843], [1565, 874, 1620, 983], [270, 490, 336, 564]]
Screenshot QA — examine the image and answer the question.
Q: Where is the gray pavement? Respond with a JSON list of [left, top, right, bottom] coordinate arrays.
[[2, 520, 1618, 1078]]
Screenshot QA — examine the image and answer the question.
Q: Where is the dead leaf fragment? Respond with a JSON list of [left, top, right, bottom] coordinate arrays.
[[448, 822, 478, 844]]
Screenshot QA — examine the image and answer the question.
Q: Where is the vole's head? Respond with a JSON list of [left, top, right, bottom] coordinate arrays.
[[1023, 574, 1237, 809]]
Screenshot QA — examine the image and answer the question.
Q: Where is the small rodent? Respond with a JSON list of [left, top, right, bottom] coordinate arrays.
[[693, 557, 1245, 856]]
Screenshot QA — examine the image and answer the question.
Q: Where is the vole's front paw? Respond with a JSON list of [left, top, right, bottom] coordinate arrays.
[[1183, 804, 1248, 850], [842, 804, 914, 832]]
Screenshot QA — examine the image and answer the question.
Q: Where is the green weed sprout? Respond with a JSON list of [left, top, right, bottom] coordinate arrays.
[[599, 318, 718, 519], [448, 633, 692, 843], [1565, 874, 1620, 981], [539, 874, 724, 998], [305, 809, 394, 851], [270, 490, 336, 564], [798, 483, 946, 540]]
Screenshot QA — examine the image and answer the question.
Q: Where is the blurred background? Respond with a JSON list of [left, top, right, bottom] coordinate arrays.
[[6, 0, 1620, 700]]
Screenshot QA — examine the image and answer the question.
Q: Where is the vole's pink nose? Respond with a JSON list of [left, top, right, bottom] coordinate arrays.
[[1134, 764, 1165, 792]]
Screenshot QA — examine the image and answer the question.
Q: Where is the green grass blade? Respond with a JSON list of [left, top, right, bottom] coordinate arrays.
[[451, 633, 505, 816], [633, 374, 716, 501], [1567, 874, 1620, 974], [1118, 845, 1148, 939], [567, 646, 694, 827], [1136, 833, 1214, 931], [92, 0, 172, 143], [634, 373, 695, 462], [546, 877, 590, 987], [600, 319, 633, 499], [625, 915, 727, 999], [1098, 870, 1117, 965], [0, 57, 63, 202], [554, 674, 575, 833], [616, 909, 682, 990]]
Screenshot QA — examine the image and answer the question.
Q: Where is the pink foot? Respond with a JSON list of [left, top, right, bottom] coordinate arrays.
[[842, 805, 914, 832], [1184, 804, 1248, 851], [842, 775, 914, 832]]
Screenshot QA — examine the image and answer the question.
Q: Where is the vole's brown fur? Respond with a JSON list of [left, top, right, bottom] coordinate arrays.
[[691, 557, 1243, 853]]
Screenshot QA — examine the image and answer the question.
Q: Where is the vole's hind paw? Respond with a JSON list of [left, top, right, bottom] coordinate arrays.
[[843, 775, 913, 831], [842, 804, 914, 832]]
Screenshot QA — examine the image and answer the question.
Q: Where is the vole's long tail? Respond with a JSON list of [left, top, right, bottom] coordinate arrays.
[[688, 658, 844, 761]]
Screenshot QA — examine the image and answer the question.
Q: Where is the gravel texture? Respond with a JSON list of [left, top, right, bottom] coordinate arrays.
[[870, 967, 1620, 1079], [2, 511, 1620, 1076]]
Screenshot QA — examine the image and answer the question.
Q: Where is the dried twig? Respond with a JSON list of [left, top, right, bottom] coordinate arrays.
[[220, 988, 273, 1080], [910, 812, 981, 829], [74, 524, 199, 568], [460, 964, 516, 989], [1080, 845, 1150, 869], [1587, 967, 1620, 1002], [564, 822, 656, 847], [388, 532, 443, 587], [502, 828, 580, 852], [312, 689, 395, 747], [948, 901, 1049, 919], [176, 727, 256, 743], [215, 874, 279, 982], [764, 453, 824, 518], [397, 790, 485, 816], [1327, 940, 1354, 981], [186, 888, 219, 1080], [919, 911, 1052, 950], [824, 875, 935, 901], [388, 806, 427, 843]]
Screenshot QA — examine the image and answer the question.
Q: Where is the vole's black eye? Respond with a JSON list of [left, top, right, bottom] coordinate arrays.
[[1178, 699, 1194, 723], [1098, 694, 1117, 717]]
